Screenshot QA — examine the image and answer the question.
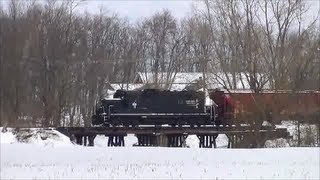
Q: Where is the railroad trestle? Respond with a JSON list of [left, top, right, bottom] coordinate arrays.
[[57, 126, 291, 148]]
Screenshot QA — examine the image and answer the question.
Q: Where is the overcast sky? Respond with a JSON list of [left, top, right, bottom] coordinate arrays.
[[0, 0, 319, 24], [77, 0, 319, 25], [76, 0, 196, 22]]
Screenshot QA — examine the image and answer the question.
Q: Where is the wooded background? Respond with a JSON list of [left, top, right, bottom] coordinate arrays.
[[0, 0, 319, 127]]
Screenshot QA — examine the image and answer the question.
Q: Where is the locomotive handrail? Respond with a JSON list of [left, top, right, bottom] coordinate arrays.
[[210, 105, 213, 121], [102, 106, 106, 115], [108, 105, 114, 119]]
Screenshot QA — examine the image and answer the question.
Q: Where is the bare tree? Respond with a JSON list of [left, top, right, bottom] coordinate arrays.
[[138, 10, 185, 89], [0, 0, 317, 130]]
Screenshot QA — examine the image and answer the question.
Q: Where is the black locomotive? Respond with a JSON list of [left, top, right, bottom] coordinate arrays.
[[92, 89, 217, 126]]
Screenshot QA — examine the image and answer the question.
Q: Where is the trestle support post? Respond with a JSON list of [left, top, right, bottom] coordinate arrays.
[[197, 134, 218, 148], [136, 134, 157, 146], [167, 134, 188, 147], [107, 135, 125, 147]]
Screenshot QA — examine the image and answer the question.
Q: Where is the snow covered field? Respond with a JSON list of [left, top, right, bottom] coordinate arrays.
[[1, 128, 319, 179], [1, 144, 319, 179]]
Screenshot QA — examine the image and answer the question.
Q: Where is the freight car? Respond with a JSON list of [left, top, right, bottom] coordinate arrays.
[[92, 89, 216, 127], [210, 89, 320, 125]]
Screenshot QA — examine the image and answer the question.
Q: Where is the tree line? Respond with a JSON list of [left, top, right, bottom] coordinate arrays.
[[0, 0, 319, 127]]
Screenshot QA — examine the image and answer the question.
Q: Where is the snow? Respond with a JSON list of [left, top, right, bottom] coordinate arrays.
[[0, 128, 16, 144], [1, 143, 319, 179], [0, 127, 73, 147], [94, 134, 138, 148], [1, 127, 319, 179], [276, 121, 319, 147]]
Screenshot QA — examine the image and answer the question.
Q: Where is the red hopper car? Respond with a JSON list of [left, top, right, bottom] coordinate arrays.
[[210, 90, 320, 125]]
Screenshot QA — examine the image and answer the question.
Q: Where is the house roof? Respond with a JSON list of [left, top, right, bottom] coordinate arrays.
[[134, 72, 204, 84], [134, 72, 271, 90]]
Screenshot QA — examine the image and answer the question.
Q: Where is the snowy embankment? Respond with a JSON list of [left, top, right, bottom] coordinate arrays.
[[1, 127, 319, 179]]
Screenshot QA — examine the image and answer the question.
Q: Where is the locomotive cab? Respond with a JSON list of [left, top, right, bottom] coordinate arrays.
[[92, 98, 122, 125]]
